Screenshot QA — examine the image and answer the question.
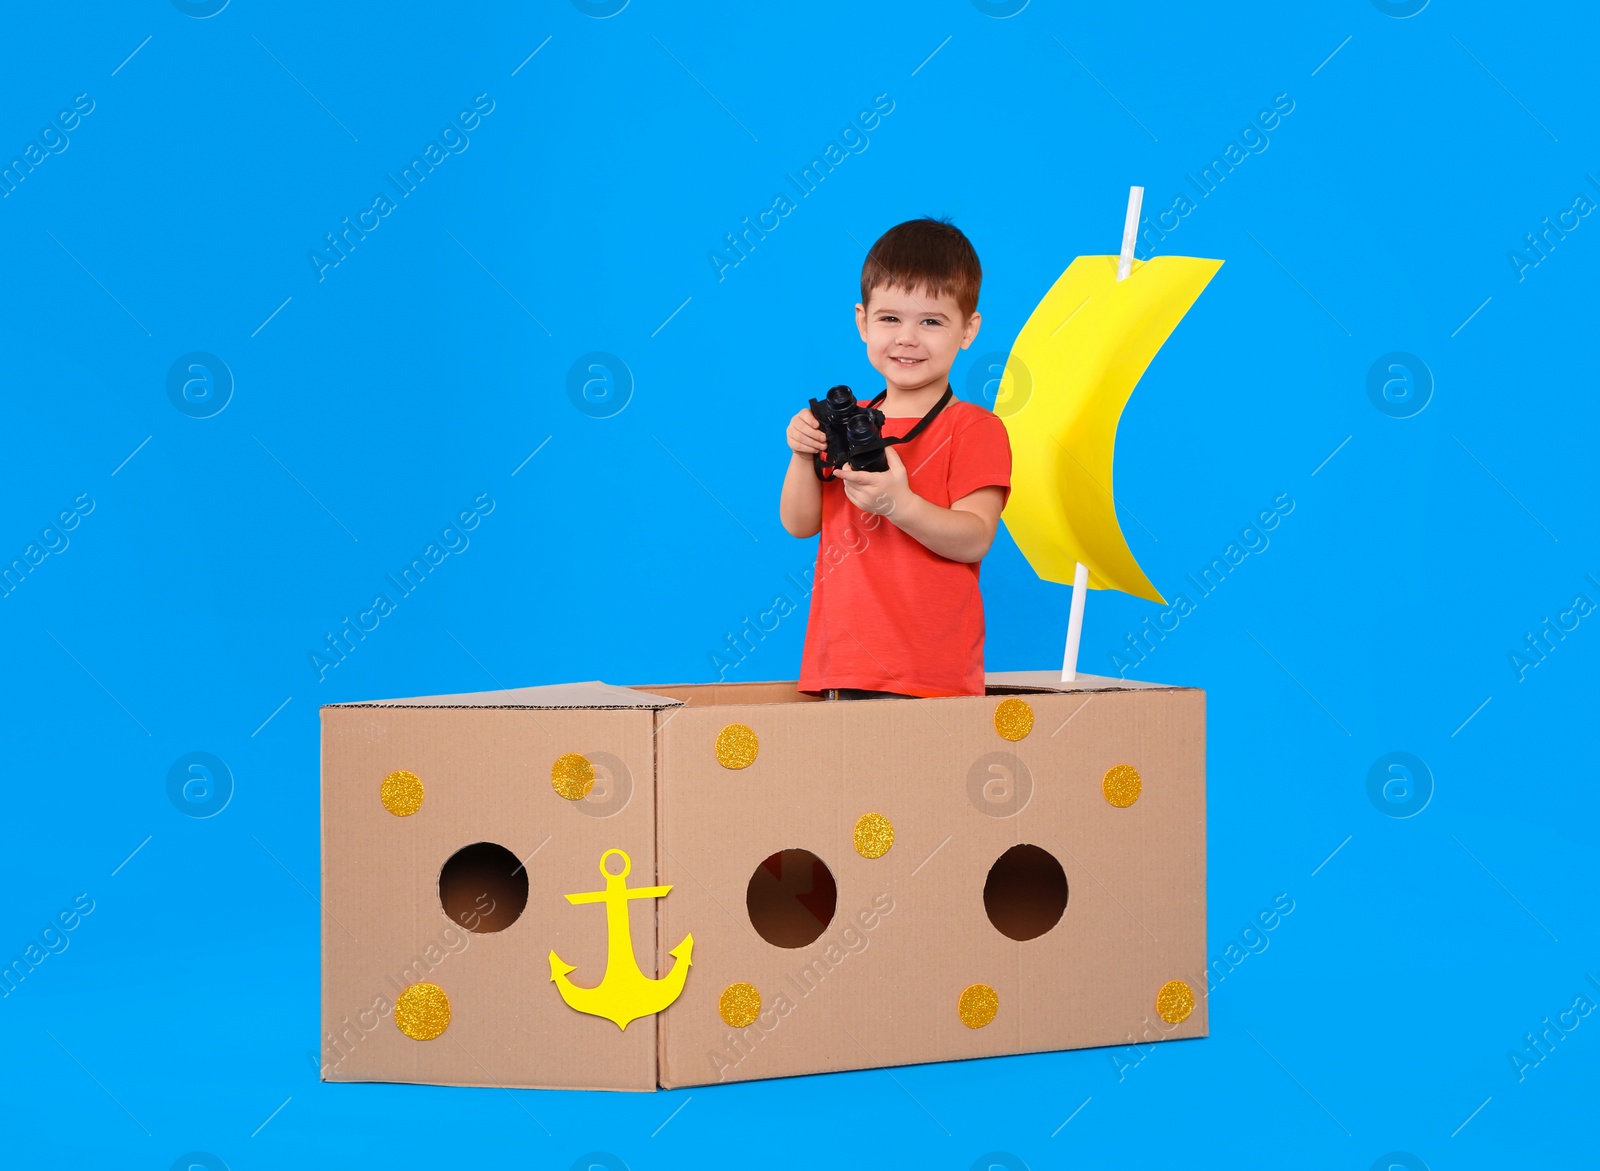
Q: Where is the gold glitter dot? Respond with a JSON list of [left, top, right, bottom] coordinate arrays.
[[1103, 764, 1142, 807], [380, 770, 424, 817], [853, 812, 894, 859], [958, 983, 999, 1029], [551, 753, 595, 800], [993, 698, 1034, 741], [1156, 979, 1195, 1024], [719, 982, 761, 1028], [394, 982, 451, 1040], [715, 723, 759, 770]]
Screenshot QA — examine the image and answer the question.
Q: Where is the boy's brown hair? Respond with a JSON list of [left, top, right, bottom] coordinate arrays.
[[860, 216, 982, 322]]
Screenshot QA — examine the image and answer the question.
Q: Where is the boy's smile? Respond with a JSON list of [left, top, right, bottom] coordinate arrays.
[[856, 282, 981, 413]]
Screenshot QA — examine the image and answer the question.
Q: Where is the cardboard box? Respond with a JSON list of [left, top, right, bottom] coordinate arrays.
[[320, 681, 675, 1091], [320, 672, 1206, 1091]]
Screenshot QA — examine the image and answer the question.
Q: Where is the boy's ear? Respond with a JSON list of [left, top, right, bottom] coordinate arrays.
[[855, 302, 868, 341], [961, 310, 982, 348]]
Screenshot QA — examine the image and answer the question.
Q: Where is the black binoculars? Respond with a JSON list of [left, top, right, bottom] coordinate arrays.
[[808, 385, 889, 479]]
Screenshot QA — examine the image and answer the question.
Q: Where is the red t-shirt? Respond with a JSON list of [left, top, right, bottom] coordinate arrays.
[[797, 395, 1012, 698]]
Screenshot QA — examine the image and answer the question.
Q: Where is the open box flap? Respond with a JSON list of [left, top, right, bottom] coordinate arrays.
[[323, 679, 686, 710], [982, 669, 1193, 694], [631, 672, 1193, 707], [324, 672, 1191, 712]]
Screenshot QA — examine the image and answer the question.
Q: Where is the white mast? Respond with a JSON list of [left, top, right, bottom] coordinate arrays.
[[1062, 185, 1143, 682]]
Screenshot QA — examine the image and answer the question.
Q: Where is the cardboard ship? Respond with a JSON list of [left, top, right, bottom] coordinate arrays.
[[319, 670, 1205, 1090], [319, 194, 1222, 1090]]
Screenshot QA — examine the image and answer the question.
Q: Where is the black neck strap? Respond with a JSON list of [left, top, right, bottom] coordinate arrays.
[[871, 383, 955, 450], [812, 384, 956, 481]]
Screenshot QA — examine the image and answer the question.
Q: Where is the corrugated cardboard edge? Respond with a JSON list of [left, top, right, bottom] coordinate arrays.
[[318, 672, 1192, 712], [980, 669, 1193, 694], [322, 1074, 655, 1093], [319, 704, 329, 1083], [629, 671, 1194, 701], [1197, 689, 1210, 1040], [658, 1036, 1213, 1091], [653, 707, 668, 1088], [323, 680, 686, 710]]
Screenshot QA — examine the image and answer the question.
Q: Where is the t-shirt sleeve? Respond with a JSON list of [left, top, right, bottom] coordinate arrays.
[[947, 409, 1013, 507]]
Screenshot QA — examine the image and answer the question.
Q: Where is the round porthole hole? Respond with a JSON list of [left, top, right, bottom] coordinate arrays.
[[983, 843, 1067, 941], [746, 848, 837, 948], [438, 841, 529, 933]]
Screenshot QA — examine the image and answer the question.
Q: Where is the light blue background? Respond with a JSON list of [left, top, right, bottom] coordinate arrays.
[[1, 2, 1594, 1167]]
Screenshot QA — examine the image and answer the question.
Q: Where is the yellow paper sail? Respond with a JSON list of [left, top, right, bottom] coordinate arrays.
[[997, 254, 1223, 605]]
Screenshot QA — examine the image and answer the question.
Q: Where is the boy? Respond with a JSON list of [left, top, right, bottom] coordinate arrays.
[[779, 217, 1012, 699]]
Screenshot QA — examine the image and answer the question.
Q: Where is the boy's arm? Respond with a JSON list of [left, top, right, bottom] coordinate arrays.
[[835, 447, 1004, 563], [779, 451, 823, 538], [895, 483, 1005, 563], [779, 407, 825, 538]]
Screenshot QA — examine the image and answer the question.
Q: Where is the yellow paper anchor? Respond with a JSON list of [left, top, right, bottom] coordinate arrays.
[[549, 848, 693, 1030]]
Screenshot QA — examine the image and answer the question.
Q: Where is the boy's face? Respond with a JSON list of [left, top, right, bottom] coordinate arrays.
[[855, 282, 981, 401]]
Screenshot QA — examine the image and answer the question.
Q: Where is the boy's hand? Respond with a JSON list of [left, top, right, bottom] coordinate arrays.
[[836, 446, 912, 517], [787, 408, 826, 457]]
